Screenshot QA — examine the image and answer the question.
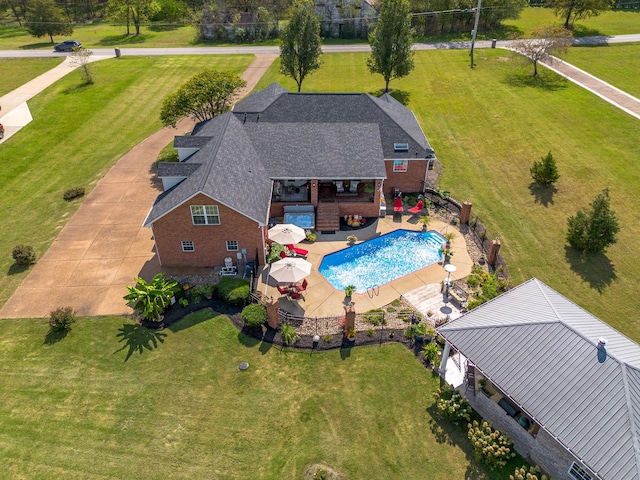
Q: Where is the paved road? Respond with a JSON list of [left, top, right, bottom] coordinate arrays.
[[0, 33, 639, 58]]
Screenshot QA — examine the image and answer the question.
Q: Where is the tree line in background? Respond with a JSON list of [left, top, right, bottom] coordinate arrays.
[[1, 0, 633, 43]]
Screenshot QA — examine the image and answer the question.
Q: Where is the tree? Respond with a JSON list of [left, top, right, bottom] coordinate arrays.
[[25, 0, 73, 44], [551, 0, 613, 29], [510, 25, 572, 77], [567, 188, 620, 254], [107, 0, 157, 36], [160, 69, 246, 127], [279, 0, 322, 93], [530, 151, 560, 186], [70, 47, 95, 84], [367, 0, 414, 93]]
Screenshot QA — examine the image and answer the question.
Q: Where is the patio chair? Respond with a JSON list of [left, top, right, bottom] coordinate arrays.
[[290, 291, 303, 300], [408, 200, 424, 215], [298, 279, 308, 292], [349, 181, 359, 193], [335, 181, 345, 193], [286, 244, 308, 257], [393, 196, 404, 213], [276, 285, 289, 295], [280, 250, 288, 259]]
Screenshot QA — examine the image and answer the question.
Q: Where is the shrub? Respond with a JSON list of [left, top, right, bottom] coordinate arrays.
[[433, 387, 471, 425], [366, 328, 375, 337], [280, 323, 299, 345], [362, 308, 386, 326], [123, 273, 179, 321], [191, 284, 215, 301], [12, 244, 37, 265], [63, 187, 85, 200], [466, 273, 481, 288], [510, 464, 553, 480], [217, 277, 250, 305], [422, 341, 440, 365], [267, 242, 286, 263], [567, 188, 620, 254], [530, 151, 559, 186], [49, 306, 76, 332], [306, 231, 317, 242], [322, 334, 333, 343], [241, 304, 267, 328], [467, 420, 516, 469]]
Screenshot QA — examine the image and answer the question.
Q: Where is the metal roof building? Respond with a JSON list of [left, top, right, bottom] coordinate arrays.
[[437, 278, 640, 480]]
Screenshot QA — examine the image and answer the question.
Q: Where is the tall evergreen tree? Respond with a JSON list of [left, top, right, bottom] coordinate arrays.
[[279, 0, 322, 93], [25, 0, 73, 44], [530, 151, 560, 186], [567, 188, 620, 254], [367, 0, 414, 93]]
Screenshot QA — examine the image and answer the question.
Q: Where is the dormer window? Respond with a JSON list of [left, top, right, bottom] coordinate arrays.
[[394, 143, 409, 152]]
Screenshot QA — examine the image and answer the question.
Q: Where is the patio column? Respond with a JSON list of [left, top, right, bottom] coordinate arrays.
[[309, 180, 318, 207], [460, 200, 472, 224], [265, 296, 280, 329], [487, 237, 501, 266], [343, 303, 356, 332], [438, 341, 451, 374]]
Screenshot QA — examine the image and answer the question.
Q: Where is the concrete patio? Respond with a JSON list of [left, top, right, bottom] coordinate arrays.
[[255, 214, 473, 319]]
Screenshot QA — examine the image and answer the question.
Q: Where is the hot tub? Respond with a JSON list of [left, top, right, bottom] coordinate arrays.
[[283, 205, 315, 229]]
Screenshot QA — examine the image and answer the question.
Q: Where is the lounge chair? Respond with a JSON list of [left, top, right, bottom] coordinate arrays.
[[408, 200, 424, 215], [287, 244, 308, 257], [393, 196, 404, 213]]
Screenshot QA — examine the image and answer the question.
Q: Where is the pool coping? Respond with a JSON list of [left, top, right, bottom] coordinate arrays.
[[255, 215, 474, 318]]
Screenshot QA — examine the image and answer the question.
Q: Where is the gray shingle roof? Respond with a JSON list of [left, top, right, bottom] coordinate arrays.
[[244, 122, 386, 179], [157, 162, 201, 178], [173, 136, 211, 149], [233, 87, 434, 159], [145, 83, 435, 227], [438, 278, 640, 480], [144, 113, 272, 226]]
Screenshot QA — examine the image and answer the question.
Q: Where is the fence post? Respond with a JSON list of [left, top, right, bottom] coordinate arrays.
[[460, 200, 472, 224], [487, 237, 501, 266], [265, 297, 280, 329]]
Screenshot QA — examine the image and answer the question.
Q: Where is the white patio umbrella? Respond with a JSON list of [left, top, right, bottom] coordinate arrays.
[[267, 223, 306, 245], [269, 257, 312, 284]]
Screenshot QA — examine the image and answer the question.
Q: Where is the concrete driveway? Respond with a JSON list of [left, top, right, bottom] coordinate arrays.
[[0, 54, 277, 318]]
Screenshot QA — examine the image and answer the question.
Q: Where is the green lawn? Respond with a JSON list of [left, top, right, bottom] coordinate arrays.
[[0, 57, 64, 96], [503, 7, 640, 36], [562, 43, 640, 98], [0, 310, 512, 479], [256, 51, 640, 340], [0, 54, 254, 309]]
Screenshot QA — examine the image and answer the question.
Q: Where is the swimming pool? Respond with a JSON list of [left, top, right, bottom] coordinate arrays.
[[318, 229, 447, 293]]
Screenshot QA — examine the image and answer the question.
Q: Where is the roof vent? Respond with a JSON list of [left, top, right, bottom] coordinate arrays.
[[597, 337, 607, 348]]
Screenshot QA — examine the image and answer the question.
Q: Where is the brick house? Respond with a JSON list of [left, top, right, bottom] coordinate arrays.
[[143, 83, 436, 268], [437, 278, 640, 480]]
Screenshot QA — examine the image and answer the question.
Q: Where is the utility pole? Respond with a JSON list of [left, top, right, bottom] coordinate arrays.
[[469, 0, 482, 68]]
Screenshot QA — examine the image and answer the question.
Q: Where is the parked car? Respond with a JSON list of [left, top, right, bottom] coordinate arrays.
[[54, 40, 82, 52]]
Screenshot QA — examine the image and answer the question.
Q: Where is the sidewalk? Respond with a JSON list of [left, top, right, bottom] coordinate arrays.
[[0, 54, 277, 318]]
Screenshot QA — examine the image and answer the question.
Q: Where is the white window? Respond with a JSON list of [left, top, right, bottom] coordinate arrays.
[[569, 462, 592, 480], [393, 160, 408, 173], [226, 240, 239, 251], [190, 205, 220, 225], [181, 241, 194, 252]]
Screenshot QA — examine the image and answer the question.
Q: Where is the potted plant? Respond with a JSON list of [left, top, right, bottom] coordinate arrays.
[[418, 215, 431, 231], [347, 235, 357, 246], [305, 230, 316, 243], [439, 247, 454, 263], [444, 232, 456, 248], [344, 285, 356, 298], [422, 342, 440, 366]]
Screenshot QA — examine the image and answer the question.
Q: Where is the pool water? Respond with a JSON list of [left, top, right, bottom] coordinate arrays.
[[319, 229, 447, 293]]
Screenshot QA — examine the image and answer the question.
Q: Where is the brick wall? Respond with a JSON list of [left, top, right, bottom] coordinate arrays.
[[152, 193, 265, 267], [384, 159, 428, 195]]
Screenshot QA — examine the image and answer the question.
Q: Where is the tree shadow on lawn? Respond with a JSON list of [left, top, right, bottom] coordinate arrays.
[[572, 25, 605, 38], [369, 88, 411, 106], [97, 34, 152, 46], [114, 323, 168, 362], [44, 328, 68, 345], [7, 263, 31, 276], [565, 246, 617, 292], [18, 42, 55, 50], [502, 71, 568, 92], [528, 182, 558, 207]]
